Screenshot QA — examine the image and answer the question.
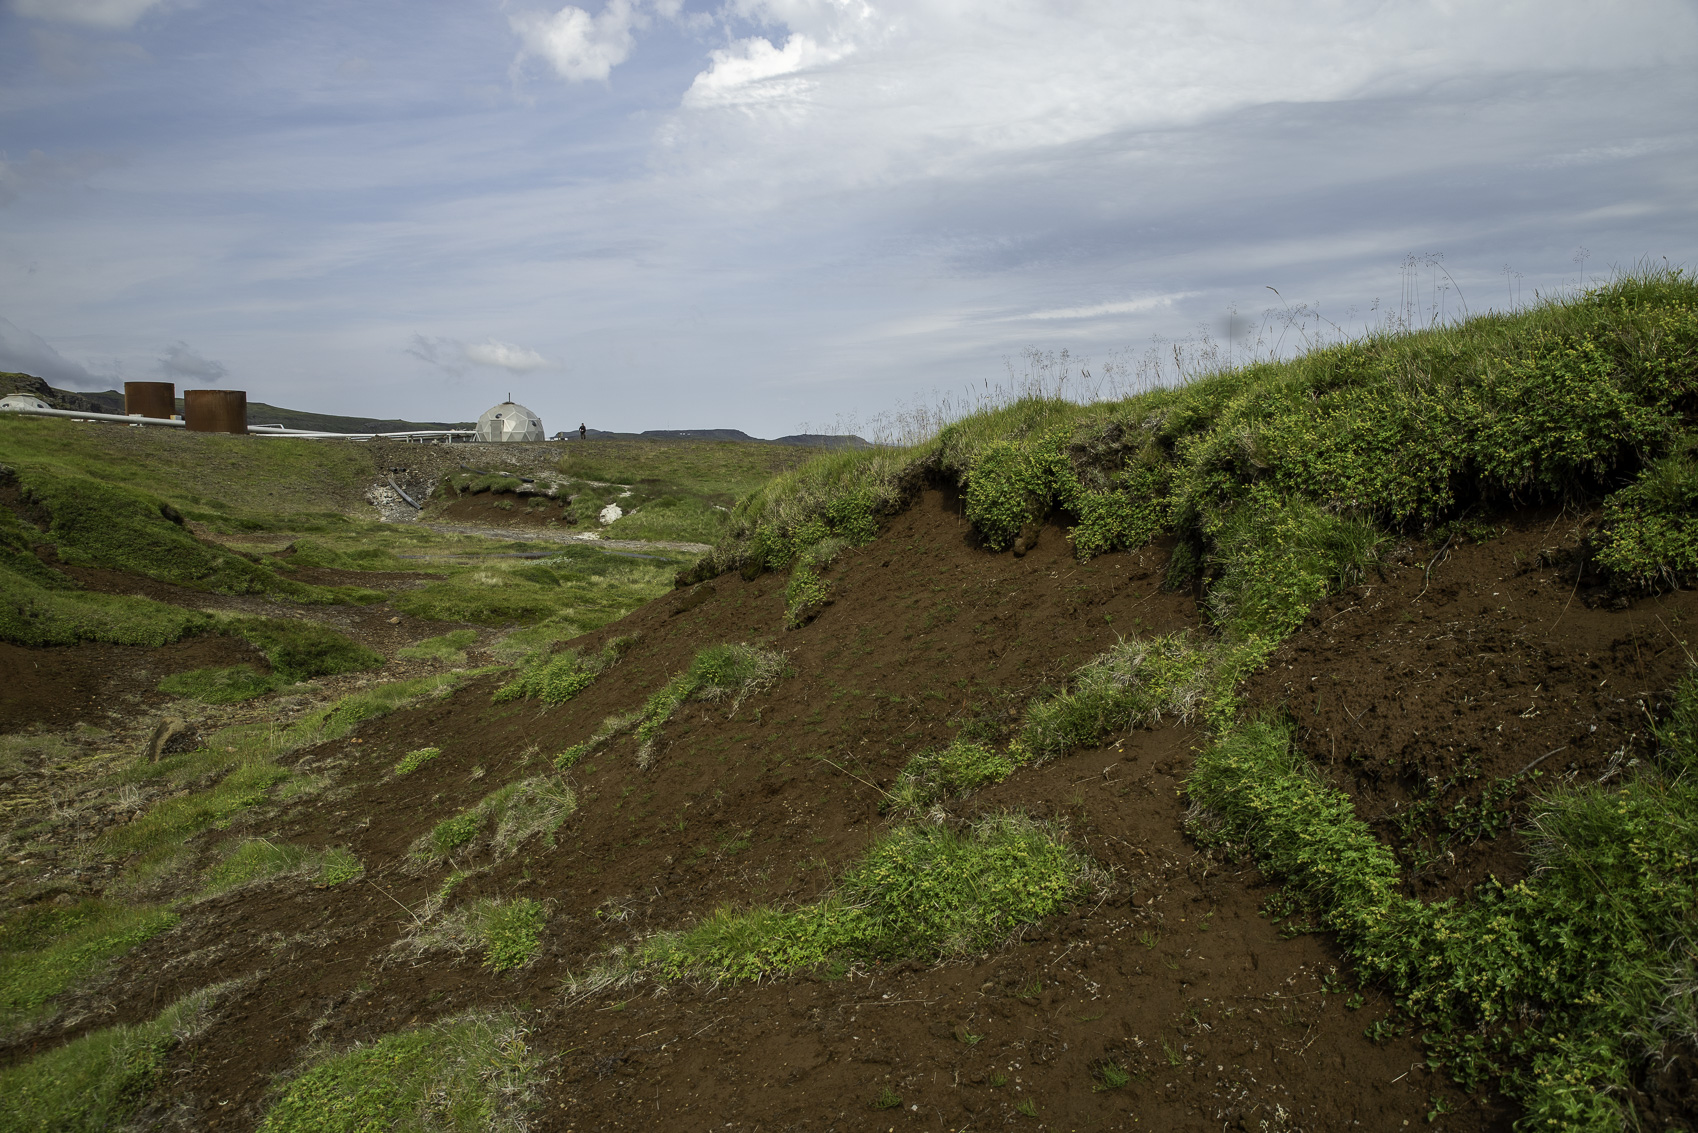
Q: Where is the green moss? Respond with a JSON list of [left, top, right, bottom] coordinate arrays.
[[257, 1012, 540, 1133], [0, 901, 177, 1031], [223, 616, 384, 682], [0, 565, 211, 647]]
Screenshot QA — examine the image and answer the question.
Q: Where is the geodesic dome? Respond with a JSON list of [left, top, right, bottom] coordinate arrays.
[[473, 401, 544, 443]]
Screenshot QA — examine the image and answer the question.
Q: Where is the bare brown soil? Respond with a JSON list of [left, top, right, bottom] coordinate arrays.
[[6, 489, 1695, 1130]]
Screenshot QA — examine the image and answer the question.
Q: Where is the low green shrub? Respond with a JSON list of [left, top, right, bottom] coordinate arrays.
[[199, 840, 363, 896], [409, 898, 549, 973], [1016, 633, 1212, 762], [257, 1012, 540, 1133], [1593, 437, 1698, 589], [1187, 694, 1698, 1132], [492, 636, 633, 706], [225, 617, 384, 682], [0, 566, 211, 647]]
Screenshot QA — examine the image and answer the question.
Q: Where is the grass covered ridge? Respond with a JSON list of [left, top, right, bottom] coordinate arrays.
[[698, 269, 1698, 603]]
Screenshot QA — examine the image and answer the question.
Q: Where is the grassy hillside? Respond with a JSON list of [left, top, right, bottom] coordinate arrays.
[[2, 269, 1696, 1133]]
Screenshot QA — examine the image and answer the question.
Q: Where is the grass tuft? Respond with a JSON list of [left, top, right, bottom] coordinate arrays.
[[0, 900, 178, 1032], [257, 1012, 541, 1133]]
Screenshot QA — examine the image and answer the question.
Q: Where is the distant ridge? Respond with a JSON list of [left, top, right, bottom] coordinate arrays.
[[1, 374, 868, 447]]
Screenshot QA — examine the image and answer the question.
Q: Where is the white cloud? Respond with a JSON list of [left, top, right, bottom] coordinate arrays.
[[510, 0, 647, 82], [11, 0, 169, 31], [0, 317, 100, 388], [682, 33, 856, 108], [158, 341, 227, 383], [464, 339, 549, 372], [1022, 293, 1202, 321], [408, 335, 550, 376]]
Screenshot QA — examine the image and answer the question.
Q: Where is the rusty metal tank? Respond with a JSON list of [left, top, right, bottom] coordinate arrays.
[[123, 381, 176, 420], [183, 389, 248, 434]]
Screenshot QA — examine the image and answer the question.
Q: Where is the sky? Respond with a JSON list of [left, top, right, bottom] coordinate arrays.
[[1, 0, 1695, 438]]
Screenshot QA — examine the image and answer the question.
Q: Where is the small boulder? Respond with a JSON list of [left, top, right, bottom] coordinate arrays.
[[598, 503, 623, 526], [142, 717, 195, 762]]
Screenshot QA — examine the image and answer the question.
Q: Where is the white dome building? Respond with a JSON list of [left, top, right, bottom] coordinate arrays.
[[473, 400, 545, 443]]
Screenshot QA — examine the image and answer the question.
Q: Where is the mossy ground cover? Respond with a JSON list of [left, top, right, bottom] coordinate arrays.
[[256, 1012, 540, 1133], [0, 984, 225, 1133], [0, 899, 178, 1032]]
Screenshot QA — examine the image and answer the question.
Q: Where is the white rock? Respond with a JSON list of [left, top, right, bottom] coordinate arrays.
[[598, 503, 624, 525]]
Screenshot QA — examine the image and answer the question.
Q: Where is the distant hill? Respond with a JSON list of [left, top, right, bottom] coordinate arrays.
[[2, 373, 868, 446]]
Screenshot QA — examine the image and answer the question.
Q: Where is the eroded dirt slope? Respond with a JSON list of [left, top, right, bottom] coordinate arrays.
[[7, 489, 1692, 1130]]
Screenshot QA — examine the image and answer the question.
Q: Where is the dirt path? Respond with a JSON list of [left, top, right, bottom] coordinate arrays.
[[416, 521, 711, 555]]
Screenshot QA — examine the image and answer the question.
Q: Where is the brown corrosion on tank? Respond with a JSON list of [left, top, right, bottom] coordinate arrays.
[[183, 388, 248, 434], [122, 381, 176, 419]]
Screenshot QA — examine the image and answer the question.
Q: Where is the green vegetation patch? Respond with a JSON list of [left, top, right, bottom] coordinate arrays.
[[698, 270, 1698, 602], [0, 984, 224, 1133], [0, 900, 178, 1032], [409, 897, 549, 973], [398, 629, 480, 663], [633, 643, 788, 765], [0, 567, 210, 648], [407, 775, 576, 870], [1186, 683, 1698, 1131], [583, 814, 1098, 987], [157, 664, 278, 704], [225, 616, 384, 682], [393, 544, 685, 626], [1016, 632, 1214, 762], [198, 840, 362, 897], [395, 746, 442, 775], [887, 741, 1016, 813], [492, 635, 634, 706], [257, 1012, 541, 1133]]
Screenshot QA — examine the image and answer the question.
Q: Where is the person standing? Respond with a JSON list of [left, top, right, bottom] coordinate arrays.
[[578, 422, 587, 441]]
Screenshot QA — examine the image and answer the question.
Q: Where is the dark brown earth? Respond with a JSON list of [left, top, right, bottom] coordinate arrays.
[[5, 488, 1695, 1130]]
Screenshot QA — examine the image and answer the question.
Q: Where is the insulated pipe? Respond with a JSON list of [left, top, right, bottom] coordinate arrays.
[[0, 403, 186, 427]]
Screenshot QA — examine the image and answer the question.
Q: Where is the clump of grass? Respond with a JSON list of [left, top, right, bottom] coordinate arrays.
[[1092, 1060, 1132, 1091], [1016, 632, 1212, 762], [393, 545, 685, 626], [197, 840, 363, 897], [397, 629, 479, 663], [0, 900, 178, 1032], [257, 1012, 540, 1133], [406, 897, 549, 973], [492, 635, 634, 706], [572, 813, 1101, 990], [394, 747, 442, 776], [224, 616, 384, 682], [633, 643, 788, 765], [406, 776, 576, 870], [157, 663, 279, 704], [0, 983, 226, 1133], [0, 730, 79, 778], [887, 741, 1016, 812]]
